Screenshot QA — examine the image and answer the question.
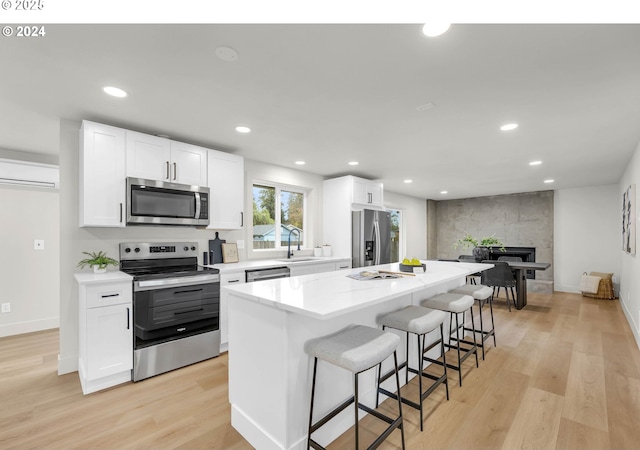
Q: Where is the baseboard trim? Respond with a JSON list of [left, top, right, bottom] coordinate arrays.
[[0, 317, 59, 339], [619, 293, 640, 351], [58, 353, 78, 375]]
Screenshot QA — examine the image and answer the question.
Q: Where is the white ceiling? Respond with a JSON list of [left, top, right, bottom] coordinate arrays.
[[1, 24, 639, 199]]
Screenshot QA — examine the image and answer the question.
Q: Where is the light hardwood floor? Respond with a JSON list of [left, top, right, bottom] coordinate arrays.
[[1, 291, 639, 449]]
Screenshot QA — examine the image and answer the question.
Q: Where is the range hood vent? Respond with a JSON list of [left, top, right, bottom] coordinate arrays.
[[0, 158, 59, 189]]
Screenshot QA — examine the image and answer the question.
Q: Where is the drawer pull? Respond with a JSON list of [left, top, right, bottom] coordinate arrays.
[[126, 307, 130, 330], [228, 279, 241, 283], [101, 293, 120, 298]]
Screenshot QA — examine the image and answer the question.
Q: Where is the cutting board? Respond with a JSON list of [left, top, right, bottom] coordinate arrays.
[[208, 232, 226, 264]]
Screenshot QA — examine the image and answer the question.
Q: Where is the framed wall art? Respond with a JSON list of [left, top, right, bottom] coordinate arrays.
[[622, 184, 636, 255]]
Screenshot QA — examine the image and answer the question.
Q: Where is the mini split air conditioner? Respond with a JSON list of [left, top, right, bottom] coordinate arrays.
[[0, 158, 59, 189]]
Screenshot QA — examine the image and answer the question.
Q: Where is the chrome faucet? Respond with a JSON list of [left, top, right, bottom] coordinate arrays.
[[287, 228, 301, 258]]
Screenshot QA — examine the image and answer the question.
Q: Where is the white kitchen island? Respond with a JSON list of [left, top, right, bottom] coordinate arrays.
[[223, 261, 489, 450]]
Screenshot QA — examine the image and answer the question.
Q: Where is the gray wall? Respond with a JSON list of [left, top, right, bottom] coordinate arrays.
[[0, 185, 59, 337], [431, 191, 554, 290]]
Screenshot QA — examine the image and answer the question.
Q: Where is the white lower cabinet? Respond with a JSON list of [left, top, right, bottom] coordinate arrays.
[[76, 273, 133, 395], [220, 271, 246, 351]]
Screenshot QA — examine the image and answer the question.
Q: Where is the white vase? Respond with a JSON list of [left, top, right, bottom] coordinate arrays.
[[93, 266, 107, 274], [313, 247, 322, 257], [322, 245, 332, 257]]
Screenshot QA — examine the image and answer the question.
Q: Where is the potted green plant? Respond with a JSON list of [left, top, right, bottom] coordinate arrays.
[[454, 233, 506, 262], [77, 251, 119, 274]]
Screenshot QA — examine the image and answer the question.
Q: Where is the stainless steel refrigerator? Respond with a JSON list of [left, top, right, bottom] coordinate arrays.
[[352, 209, 391, 268]]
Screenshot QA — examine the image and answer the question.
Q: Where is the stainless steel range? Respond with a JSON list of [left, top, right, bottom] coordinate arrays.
[[119, 242, 220, 382]]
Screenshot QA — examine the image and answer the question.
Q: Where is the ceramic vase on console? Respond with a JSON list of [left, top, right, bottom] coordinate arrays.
[[472, 246, 490, 262], [92, 265, 107, 274]]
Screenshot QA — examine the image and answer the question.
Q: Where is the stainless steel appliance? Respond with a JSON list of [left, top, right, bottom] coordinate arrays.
[[352, 209, 392, 268], [126, 177, 209, 227], [119, 242, 220, 381], [245, 266, 291, 282]]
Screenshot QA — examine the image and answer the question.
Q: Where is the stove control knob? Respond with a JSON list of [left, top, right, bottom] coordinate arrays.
[[124, 247, 131, 253], [134, 247, 140, 253], [190, 246, 196, 251], [184, 246, 189, 252]]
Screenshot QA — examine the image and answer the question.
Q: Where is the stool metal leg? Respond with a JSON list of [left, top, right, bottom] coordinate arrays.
[[307, 357, 318, 450], [489, 294, 497, 346], [354, 373, 359, 450], [394, 351, 406, 450], [417, 333, 424, 431], [470, 310, 479, 368], [455, 312, 462, 386], [477, 301, 485, 360], [439, 323, 449, 400]]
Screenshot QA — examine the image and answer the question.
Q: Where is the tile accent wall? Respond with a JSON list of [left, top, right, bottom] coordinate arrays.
[[430, 190, 554, 293]]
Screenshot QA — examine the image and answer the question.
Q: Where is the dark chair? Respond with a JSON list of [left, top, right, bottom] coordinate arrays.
[[480, 260, 516, 311], [459, 255, 480, 284]]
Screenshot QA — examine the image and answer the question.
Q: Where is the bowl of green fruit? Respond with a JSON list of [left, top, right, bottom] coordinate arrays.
[[399, 258, 426, 273]]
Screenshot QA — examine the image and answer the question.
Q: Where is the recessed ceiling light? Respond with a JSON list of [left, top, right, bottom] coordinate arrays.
[[294, 161, 305, 165], [500, 123, 519, 131], [544, 179, 554, 184], [215, 46, 239, 62], [348, 161, 359, 166], [422, 23, 451, 37], [529, 161, 542, 166], [440, 190, 448, 194], [404, 179, 413, 184], [103, 86, 127, 98], [235, 126, 251, 133]]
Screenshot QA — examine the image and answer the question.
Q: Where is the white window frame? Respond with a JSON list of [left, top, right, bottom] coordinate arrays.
[[252, 181, 308, 253]]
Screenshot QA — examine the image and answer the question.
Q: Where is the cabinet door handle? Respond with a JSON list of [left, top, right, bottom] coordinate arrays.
[[228, 279, 240, 284], [101, 293, 120, 298], [166, 161, 170, 180], [240, 212, 244, 227], [173, 162, 177, 180], [126, 307, 130, 330], [368, 192, 372, 203], [119, 203, 123, 223]]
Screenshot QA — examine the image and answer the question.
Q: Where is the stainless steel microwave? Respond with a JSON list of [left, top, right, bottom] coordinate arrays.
[[126, 177, 209, 227]]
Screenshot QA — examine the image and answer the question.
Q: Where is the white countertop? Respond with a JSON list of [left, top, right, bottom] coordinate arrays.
[[204, 255, 351, 273], [74, 270, 133, 284], [223, 260, 489, 319]]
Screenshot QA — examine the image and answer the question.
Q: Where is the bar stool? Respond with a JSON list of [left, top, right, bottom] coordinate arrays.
[[449, 284, 496, 360], [421, 293, 478, 386], [376, 306, 449, 431], [305, 325, 405, 450]]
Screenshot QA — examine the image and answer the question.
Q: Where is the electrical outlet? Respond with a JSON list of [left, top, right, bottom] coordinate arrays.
[[236, 240, 245, 249], [34, 240, 45, 250], [1, 303, 10, 313]]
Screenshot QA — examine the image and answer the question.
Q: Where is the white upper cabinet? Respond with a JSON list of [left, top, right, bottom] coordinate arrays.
[[125, 131, 171, 181], [351, 176, 384, 209], [79, 121, 126, 227], [207, 150, 244, 229], [125, 131, 208, 186], [169, 141, 208, 186]]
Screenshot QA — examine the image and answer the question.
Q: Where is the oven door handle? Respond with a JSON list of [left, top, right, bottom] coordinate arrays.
[[174, 308, 204, 315], [135, 274, 220, 291]]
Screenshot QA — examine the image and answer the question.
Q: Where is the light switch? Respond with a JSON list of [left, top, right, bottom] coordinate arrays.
[[34, 239, 45, 250]]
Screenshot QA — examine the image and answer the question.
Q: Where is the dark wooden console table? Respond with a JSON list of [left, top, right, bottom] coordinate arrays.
[[505, 261, 551, 309]]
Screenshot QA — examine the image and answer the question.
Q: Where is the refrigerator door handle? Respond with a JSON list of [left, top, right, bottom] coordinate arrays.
[[374, 220, 381, 264]]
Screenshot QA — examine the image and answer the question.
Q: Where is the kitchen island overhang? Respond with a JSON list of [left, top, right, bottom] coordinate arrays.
[[224, 261, 490, 450]]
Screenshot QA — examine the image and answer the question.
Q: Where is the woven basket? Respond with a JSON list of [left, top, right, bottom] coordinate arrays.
[[581, 272, 615, 299]]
